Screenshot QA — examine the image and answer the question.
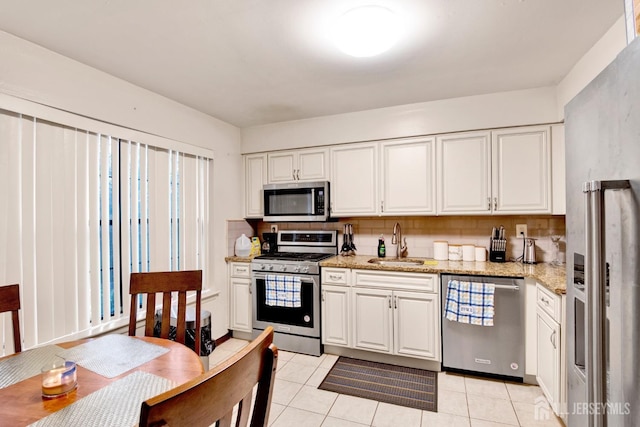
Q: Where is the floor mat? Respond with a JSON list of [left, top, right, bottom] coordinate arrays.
[[318, 357, 437, 412]]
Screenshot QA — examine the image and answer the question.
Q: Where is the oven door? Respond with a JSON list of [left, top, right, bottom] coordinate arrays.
[[252, 272, 320, 338]]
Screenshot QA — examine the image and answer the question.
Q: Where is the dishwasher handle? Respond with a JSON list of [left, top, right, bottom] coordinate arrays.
[[493, 284, 520, 291]]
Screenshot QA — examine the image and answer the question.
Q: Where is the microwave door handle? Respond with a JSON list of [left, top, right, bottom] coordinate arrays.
[[311, 188, 315, 214], [583, 182, 594, 427]]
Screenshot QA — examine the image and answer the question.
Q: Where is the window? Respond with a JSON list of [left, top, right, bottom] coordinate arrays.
[[0, 109, 211, 353]]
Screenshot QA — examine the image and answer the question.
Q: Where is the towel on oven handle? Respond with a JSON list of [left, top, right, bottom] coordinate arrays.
[[265, 274, 302, 308], [444, 280, 495, 326]]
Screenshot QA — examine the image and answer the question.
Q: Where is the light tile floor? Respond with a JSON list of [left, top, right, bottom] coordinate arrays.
[[209, 338, 565, 427]]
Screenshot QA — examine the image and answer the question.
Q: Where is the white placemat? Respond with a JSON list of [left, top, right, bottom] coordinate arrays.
[[0, 345, 64, 389], [57, 335, 169, 378], [29, 371, 175, 427]]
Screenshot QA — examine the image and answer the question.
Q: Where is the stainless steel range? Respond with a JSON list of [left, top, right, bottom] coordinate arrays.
[[251, 230, 338, 356]]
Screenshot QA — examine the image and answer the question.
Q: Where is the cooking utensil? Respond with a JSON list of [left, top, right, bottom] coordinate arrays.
[[348, 223, 356, 254], [341, 224, 350, 255]]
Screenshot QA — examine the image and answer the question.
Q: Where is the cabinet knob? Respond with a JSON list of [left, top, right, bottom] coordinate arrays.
[[493, 197, 497, 210], [487, 197, 491, 211]]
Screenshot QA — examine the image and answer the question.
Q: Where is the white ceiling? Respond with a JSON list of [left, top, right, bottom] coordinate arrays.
[[0, 0, 623, 128]]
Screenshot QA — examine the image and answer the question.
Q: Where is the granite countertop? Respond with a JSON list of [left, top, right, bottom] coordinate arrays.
[[320, 255, 567, 295], [225, 254, 567, 295], [225, 255, 255, 263]]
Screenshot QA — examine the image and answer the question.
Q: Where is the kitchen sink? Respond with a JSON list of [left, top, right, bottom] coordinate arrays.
[[368, 258, 426, 267]]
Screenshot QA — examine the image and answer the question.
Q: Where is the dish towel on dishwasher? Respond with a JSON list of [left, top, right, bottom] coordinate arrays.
[[265, 274, 302, 308], [444, 280, 495, 326]]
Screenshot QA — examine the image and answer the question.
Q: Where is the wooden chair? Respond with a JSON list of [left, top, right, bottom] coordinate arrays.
[[139, 326, 278, 427], [0, 284, 22, 353], [128, 270, 203, 356]]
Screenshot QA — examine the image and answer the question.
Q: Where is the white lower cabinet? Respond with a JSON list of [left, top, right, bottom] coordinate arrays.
[[321, 284, 350, 347], [352, 287, 393, 353], [535, 283, 563, 416], [321, 267, 439, 361], [229, 262, 252, 332]]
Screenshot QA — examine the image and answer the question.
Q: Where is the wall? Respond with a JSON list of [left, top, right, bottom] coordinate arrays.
[[556, 16, 627, 119], [241, 87, 559, 153], [0, 30, 243, 340], [254, 216, 566, 264]]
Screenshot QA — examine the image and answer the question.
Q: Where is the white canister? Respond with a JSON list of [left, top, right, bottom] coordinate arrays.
[[475, 246, 487, 262], [448, 245, 462, 261], [433, 241, 449, 260], [462, 244, 475, 261]]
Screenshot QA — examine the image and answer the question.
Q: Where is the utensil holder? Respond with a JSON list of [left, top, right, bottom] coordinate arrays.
[[489, 238, 507, 262]]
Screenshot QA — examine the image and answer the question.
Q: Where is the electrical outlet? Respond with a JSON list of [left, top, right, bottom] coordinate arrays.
[[270, 225, 278, 233], [516, 224, 527, 237]]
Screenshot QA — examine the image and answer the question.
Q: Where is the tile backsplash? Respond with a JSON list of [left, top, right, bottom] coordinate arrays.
[[244, 215, 566, 263]]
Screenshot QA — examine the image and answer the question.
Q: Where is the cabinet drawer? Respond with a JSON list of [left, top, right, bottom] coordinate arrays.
[[231, 263, 251, 278], [536, 284, 561, 322], [353, 269, 437, 293], [322, 268, 350, 285]]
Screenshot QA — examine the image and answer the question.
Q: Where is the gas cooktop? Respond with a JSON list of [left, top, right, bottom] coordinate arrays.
[[253, 252, 334, 262]]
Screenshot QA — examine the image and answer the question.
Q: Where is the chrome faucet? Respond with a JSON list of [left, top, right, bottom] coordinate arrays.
[[391, 222, 408, 258]]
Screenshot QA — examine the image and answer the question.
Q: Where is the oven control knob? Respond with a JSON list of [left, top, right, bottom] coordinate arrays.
[[293, 266, 301, 272], [267, 265, 274, 271], [301, 266, 310, 273], [277, 265, 285, 271], [259, 264, 266, 270]]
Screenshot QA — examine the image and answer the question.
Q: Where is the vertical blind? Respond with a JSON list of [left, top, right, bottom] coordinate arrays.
[[0, 109, 211, 354]]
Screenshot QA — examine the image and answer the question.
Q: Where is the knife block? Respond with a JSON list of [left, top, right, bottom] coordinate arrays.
[[489, 238, 507, 262]]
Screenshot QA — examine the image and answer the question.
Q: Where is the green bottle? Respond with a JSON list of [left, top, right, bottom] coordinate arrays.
[[378, 235, 386, 258]]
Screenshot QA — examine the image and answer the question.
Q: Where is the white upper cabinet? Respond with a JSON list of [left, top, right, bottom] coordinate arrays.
[[267, 147, 328, 183], [551, 124, 566, 215], [492, 125, 551, 214], [330, 142, 379, 216], [380, 137, 436, 215], [437, 125, 552, 215], [437, 131, 492, 215], [243, 153, 267, 218]]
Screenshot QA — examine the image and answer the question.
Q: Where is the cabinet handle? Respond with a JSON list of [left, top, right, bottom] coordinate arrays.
[[394, 296, 398, 309], [296, 169, 300, 180], [550, 330, 557, 349], [493, 197, 497, 210], [329, 274, 341, 281], [487, 197, 491, 210], [322, 290, 325, 302], [381, 200, 384, 212], [388, 296, 392, 309]]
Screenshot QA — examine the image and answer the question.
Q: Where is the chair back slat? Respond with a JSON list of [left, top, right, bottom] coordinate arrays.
[[128, 271, 202, 356], [139, 327, 278, 427], [0, 284, 22, 353]]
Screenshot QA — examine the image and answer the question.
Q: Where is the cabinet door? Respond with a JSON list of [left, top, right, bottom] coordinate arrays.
[[321, 285, 350, 347], [393, 291, 440, 360], [381, 137, 436, 215], [268, 152, 296, 183], [437, 131, 491, 214], [536, 307, 560, 413], [330, 143, 378, 216], [352, 288, 392, 353], [492, 126, 551, 213], [229, 277, 252, 332], [244, 154, 267, 218], [297, 148, 328, 181]]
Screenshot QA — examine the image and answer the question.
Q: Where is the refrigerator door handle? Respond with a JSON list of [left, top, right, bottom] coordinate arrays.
[[583, 179, 631, 427]]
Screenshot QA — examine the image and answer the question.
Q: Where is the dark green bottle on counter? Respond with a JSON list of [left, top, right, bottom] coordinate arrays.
[[378, 235, 386, 258]]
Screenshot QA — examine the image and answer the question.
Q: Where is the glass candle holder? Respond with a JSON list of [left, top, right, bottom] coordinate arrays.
[[41, 359, 77, 398]]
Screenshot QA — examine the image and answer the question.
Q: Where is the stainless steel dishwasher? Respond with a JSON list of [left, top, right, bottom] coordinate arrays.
[[441, 274, 525, 380]]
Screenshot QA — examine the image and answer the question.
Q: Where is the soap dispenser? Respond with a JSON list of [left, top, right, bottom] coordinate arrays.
[[378, 235, 386, 258]]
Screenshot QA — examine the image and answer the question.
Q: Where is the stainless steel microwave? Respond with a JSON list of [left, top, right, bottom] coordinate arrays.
[[263, 181, 330, 222]]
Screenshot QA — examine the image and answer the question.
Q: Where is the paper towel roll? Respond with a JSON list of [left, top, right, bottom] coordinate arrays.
[[462, 244, 475, 261], [475, 246, 487, 262], [434, 241, 449, 260], [448, 245, 462, 261]]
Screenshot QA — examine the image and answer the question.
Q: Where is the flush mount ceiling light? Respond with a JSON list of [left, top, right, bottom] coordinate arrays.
[[332, 5, 401, 57]]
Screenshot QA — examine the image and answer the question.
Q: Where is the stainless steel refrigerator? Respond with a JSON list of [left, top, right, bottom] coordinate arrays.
[[565, 37, 640, 426]]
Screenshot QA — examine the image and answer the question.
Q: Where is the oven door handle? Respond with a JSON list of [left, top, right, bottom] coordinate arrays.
[[253, 274, 317, 285]]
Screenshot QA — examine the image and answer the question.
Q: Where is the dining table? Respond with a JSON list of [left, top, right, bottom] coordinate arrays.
[[0, 334, 205, 426]]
